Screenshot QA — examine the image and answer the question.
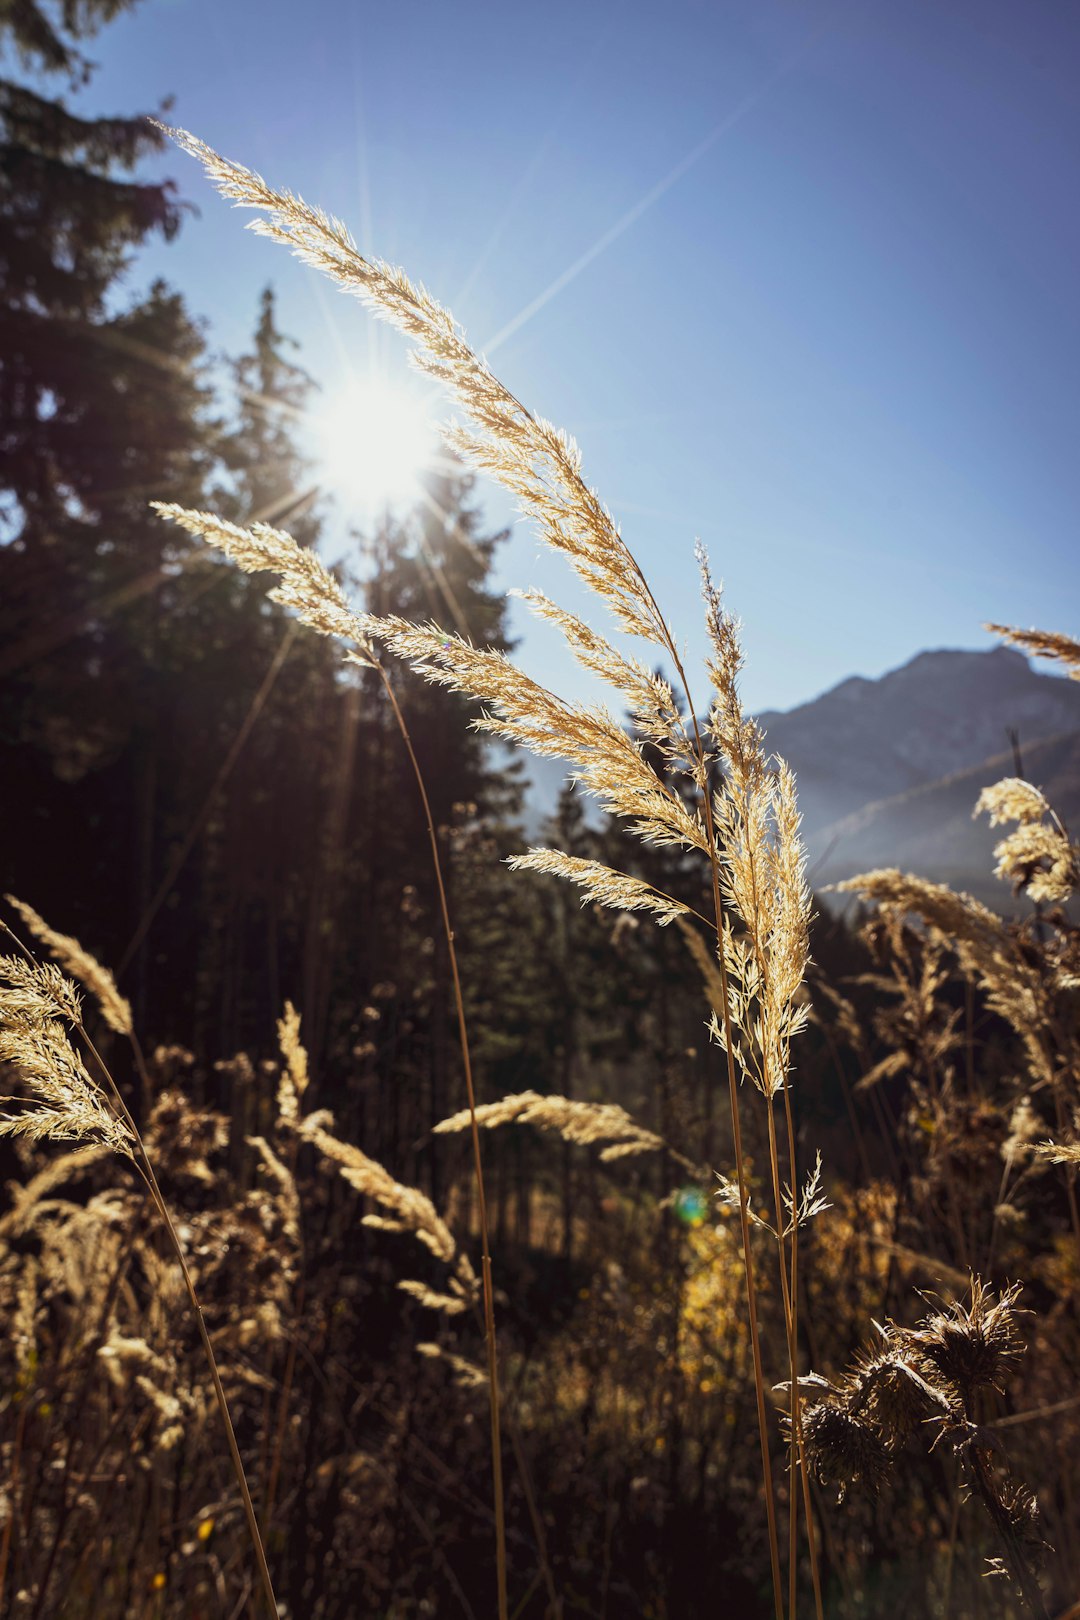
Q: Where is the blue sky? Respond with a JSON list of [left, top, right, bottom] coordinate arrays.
[[77, 0, 1080, 715]]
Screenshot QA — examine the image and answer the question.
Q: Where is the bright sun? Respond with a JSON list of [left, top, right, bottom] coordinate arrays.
[[313, 374, 437, 519]]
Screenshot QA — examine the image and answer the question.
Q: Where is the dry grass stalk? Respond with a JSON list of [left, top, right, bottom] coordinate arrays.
[[986, 622, 1080, 678], [160, 122, 831, 1618], [974, 778, 1078, 904], [151, 482, 511, 1620], [435, 1088, 701, 1176], [0, 913, 278, 1618], [5, 897, 133, 1037], [152, 492, 510, 1620]]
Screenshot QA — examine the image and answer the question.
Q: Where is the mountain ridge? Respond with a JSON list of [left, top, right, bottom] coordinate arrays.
[[522, 644, 1080, 910]]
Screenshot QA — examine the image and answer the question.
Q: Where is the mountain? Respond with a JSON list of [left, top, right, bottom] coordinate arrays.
[[756, 647, 1080, 910], [806, 728, 1080, 911], [757, 648, 1080, 838], [520, 646, 1080, 909]]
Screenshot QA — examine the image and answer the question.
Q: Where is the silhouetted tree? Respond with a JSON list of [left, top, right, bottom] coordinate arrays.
[[0, 0, 219, 1039]]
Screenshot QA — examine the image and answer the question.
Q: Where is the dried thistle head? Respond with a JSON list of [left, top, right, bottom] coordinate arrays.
[[800, 1399, 891, 1503], [901, 1277, 1026, 1403], [997, 1480, 1051, 1563], [844, 1342, 939, 1450]]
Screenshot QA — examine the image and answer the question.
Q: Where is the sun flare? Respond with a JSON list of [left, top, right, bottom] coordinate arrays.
[[312, 374, 437, 518]]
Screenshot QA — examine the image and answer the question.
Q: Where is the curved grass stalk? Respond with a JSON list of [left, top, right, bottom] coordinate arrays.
[[375, 661, 508, 1620], [147, 502, 510, 1620], [156, 124, 832, 1618], [0, 917, 279, 1620]]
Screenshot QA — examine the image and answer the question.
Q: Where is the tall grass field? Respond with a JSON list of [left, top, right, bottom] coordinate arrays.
[[1, 125, 1078, 1620]]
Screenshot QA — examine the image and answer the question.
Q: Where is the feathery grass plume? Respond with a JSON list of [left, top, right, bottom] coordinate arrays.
[[0, 956, 133, 1154], [5, 897, 133, 1037], [97, 1329, 173, 1387], [1037, 1139, 1080, 1165], [159, 124, 671, 653], [434, 1089, 701, 1174], [976, 778, 1055, 829], [301, 1119, 479, 1307], [512, 588, 699, 776], [363, 615, 709, 854], [151, 503, 375, 660], [974, 778, 1078, 903], [782, 1152, 831, 1236], [834, 869, 1057, 1089], [713, 1155, 828, 1240], [507, 849, 694, 926], [986, 622, 1080, 678], [714, 1171, 772, 1232], [699, 554, 812, 1097], [275, 999, 310, 1128], [135, 1373, 187, 1454]]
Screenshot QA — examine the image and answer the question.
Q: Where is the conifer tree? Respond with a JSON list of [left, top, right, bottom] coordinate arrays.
[[216, 283, 321, 542], [309, 465, 526, 1180], [0, 0, 192, 556], [0, 0, 219, 1015], [188, 287, 342, 1058]]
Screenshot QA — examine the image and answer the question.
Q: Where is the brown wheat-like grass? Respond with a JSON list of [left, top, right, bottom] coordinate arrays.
[[153, 493, 511, 1614], [154, 122, 831, 1620], [0, 910, 278, 1618]]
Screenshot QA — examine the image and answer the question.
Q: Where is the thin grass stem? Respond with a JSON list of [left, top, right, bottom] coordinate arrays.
[[86, 1047, 280, 1620], [375, 661, 509, 1620], [0, 919, 278, 1620]]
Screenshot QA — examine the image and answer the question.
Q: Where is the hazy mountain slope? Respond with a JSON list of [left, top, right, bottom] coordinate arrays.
[[519, 646, 1080, 909], [757, 647, 1080, 840], [809, 728, 1080, 912]]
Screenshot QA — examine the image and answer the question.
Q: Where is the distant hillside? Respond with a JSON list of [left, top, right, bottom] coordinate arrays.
[[807, 728, 1080, 912], [757, 647, 1080, 840], [519, 645, 1080, 911], [758, 647, 1080, 911]]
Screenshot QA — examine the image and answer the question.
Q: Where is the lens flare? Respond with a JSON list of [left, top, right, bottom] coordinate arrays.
[[673, 1186, 708, 1228]]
